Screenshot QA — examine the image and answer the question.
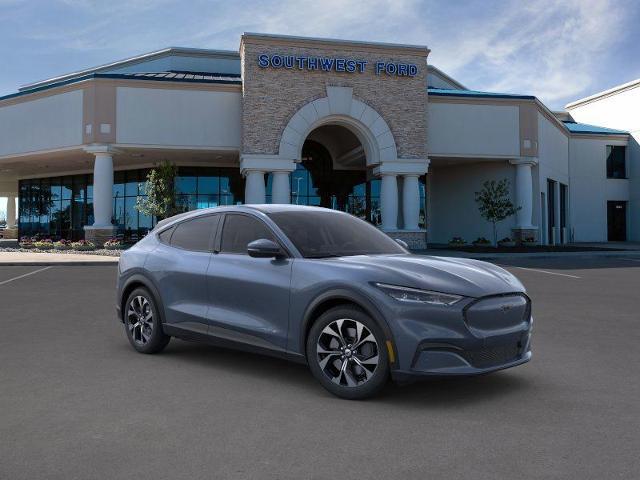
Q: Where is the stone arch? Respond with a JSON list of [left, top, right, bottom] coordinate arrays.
[[278, 86, 398, 166]]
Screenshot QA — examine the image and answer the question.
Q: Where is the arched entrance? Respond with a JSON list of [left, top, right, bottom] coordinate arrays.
[[243, 86, 428, 237], [278, 124, 382, 225]]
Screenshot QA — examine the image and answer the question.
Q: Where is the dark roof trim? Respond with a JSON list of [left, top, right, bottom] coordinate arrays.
[[0, 72, 242, 103]]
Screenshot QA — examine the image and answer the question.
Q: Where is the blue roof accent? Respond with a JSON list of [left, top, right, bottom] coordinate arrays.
[[428, 87, 535, 100], [0, 72, 242, 102], [562, 121, 628, 135]]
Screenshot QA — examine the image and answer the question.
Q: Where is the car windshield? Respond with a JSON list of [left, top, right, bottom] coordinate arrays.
[[267, 210, 407, 258]]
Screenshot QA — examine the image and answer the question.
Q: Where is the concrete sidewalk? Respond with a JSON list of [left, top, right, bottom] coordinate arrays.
[[0, 251, 119, 266]]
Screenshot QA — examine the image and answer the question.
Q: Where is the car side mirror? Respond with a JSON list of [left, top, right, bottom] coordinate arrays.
[[247, 238, 285, 258], [395, 238, 409, 249]]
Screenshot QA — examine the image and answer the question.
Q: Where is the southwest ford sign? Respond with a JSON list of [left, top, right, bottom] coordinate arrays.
[[257, 54, 418, 77]]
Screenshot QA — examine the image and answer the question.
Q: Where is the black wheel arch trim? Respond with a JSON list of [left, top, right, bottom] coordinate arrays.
[[300, 288, 397, 367], [119, 271, 167, 326]]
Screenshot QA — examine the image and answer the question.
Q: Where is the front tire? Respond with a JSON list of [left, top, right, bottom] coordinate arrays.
[[306, 306, 389, 399], [124, 287, 170, 354]]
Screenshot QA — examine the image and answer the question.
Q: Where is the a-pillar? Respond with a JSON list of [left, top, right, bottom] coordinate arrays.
[[509, 157, 538, 242], [84, 145, 117, 246]]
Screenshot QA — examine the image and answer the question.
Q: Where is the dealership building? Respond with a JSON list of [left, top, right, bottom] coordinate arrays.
[[0, 33, 637, 248]]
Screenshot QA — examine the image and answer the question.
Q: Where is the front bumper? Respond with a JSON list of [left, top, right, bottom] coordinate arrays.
[[380, 292, 533, 382]]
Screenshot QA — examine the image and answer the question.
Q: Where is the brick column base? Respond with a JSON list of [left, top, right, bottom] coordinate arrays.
[[84, 226, 116, 247], [1, 227, 18, 239]]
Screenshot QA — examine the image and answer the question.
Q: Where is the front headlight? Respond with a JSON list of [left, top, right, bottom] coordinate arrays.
[[375, 283, 464, 306]]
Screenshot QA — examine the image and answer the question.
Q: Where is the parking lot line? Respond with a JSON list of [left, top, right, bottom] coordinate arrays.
[[514, 267, 581, 279], [0, 266, 52, 286]]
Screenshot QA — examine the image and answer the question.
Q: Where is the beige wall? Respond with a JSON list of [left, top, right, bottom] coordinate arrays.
[[240, 36, 428, 159], [0, 90, 83, 156], [427, 102, 520, 157], [115, 86, 242, 148]]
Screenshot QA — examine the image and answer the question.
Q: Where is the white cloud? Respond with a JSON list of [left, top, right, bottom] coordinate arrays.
[[426, 0, 630, 107], [2, 0, 634, 108]]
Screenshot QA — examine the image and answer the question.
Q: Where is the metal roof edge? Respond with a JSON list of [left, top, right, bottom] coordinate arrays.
[[427, 66, 466, 90], [1, 72, 242, 103], [19, 47, 240, 92]]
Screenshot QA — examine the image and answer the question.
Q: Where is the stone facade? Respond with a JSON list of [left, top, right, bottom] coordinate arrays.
[[240, 34, 428, 160]]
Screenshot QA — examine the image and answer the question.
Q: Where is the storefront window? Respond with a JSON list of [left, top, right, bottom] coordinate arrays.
[[18, 166, 244, 241]]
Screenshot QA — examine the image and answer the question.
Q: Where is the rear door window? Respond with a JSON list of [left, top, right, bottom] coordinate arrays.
[[169, 215, 220, 252]]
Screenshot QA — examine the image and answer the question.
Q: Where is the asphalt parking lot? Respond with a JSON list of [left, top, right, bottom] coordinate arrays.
[[1, 256, 639, 479]]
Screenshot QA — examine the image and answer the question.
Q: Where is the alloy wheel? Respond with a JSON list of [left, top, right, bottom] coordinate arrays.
[[316, 318, 379, 387], [127, 295, 153, 345]]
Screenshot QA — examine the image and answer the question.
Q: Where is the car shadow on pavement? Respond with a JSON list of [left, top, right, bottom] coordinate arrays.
[[378, 372, 534, 408], [157, 339, 534, 404]]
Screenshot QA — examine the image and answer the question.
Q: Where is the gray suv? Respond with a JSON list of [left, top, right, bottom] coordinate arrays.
[[117, 205, 532, 399]]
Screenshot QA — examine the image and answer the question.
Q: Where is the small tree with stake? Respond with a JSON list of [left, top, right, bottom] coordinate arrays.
[[474, 179, 520, 246], [136, 160, 179, 220]]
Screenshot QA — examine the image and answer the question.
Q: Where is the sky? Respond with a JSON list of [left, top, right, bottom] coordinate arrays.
[[1, 0, 640, 215], [1, 0, 639, 108]]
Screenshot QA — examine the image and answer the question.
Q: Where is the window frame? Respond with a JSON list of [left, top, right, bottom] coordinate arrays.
[[161, 213, 221, 253], [606, 145, 627, 179], [217, 212, 290, 257]]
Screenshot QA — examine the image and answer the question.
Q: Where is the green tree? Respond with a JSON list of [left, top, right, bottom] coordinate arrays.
[[474, 179, 520, 246], [135, 161, 179, 220]]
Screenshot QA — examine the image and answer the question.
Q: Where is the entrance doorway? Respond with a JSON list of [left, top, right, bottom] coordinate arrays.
[[607, 201, 627, 241], [286, 124, 382, 226]]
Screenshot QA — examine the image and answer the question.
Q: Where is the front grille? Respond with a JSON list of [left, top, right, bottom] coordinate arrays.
[[461, 344, 520, 368]]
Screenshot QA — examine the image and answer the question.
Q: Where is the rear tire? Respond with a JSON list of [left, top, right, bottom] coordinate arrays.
[[123, 287, 170, 354], [306, 306, 389, 400]]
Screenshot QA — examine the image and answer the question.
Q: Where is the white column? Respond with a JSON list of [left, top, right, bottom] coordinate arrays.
[[512, 159, 536, 229], [92, 151, 114, 227], [6, 195, 16, 228], [402, 174, 420, 230], [244, 170, 266, 204], [271, 171, 290, 204], [380, 174, 398, 231]]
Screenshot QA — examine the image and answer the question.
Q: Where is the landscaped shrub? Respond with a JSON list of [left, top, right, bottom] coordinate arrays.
[[448, 236, 466, 246], [33, 239, 54, 250], [54, 239, 73, 250], [70, 240, 96, 251], [19, 236, 35, 249], [103, 238, 127, 250], [472, 237, 491, 246], [498, 236, 516, 246]]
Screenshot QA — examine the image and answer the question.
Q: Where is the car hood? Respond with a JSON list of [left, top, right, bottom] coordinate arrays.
[[331, 254, 525, 298]]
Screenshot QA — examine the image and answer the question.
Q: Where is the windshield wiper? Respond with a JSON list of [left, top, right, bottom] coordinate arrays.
[[305, 253, 343, 259]]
